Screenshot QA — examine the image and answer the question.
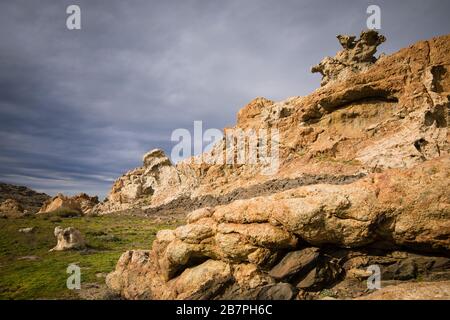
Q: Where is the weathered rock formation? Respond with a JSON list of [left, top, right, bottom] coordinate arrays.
[[94, 149, 193, 213], [50, 226, 86, 251], [0, 182, 50, 216], [106, 32, 450, 299], [311, 30, 386, 86], [97, 31, 449, 218], [38, 193, 99, 215], [106, 158, 450, 299]]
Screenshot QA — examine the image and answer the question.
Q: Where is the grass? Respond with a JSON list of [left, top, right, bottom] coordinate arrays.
[[0, 214, 181, 299], [44, 208, 82, 218]]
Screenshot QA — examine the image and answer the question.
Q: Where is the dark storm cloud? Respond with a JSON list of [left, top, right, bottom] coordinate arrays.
[[1, 0, 449, 198]]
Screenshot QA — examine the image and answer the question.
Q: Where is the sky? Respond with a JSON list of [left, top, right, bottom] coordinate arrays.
[[0, 0, 449, 199]]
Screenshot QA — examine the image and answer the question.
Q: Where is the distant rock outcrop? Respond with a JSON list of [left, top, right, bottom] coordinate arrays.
[[93, 149, 193, 213], [0, 183, 50, 216], [38, 193, 99, 215], [0, 199, 25, 217], [105, 32, 450, 300]]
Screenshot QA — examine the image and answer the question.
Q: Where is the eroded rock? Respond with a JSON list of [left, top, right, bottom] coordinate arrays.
[[311, 30, 386, 86], [106, 155, 449, 300], [95, 32, 449, 218], [105, 33, 450, 300], [173, 260, 232, 300], [39, 193, 99, 215], [50, 226, 86, 251], [94, 149, 193, 213], [269, 248, 319, 280]]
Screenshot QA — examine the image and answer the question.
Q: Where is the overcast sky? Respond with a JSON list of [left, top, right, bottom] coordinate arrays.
[[0, 0, 449, 198]]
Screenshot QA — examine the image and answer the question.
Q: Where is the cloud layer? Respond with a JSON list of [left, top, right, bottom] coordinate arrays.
[[1, 0, 449, 198]]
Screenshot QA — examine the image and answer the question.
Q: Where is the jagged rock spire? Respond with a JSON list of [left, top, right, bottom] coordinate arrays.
[[312, 30, 386, 86]]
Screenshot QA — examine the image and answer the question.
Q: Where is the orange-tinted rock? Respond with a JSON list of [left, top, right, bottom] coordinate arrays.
[[38, 193, 99, 215], [106, 32, 450, 300]]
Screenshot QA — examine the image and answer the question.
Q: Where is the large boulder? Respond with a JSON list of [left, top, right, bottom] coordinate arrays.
[[50, 226, 86, 251]]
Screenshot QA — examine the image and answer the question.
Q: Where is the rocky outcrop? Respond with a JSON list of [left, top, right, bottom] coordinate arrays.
[[50, 226, 86, 251], [96, 31, 449, 217], [356, 281, 450, 300], [0, 199, 25, 218], [106, 157, 450, 299], [38, 193, 99, 215], [311, 30, 386, 86], [106, 32, 450, 300], [0, 182, 50, 215], [94, 149, 193, 213]]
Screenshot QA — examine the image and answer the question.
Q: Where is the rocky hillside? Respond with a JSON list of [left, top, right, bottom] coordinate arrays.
[[105, 31, 450, 300], [0, 182, 50, 216], [95, 30, 449, 218]]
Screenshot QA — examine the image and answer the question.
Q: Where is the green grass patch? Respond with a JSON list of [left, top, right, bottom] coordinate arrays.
[[0, 214, 180, 299], [42, 208, 82, 219]]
